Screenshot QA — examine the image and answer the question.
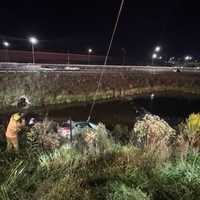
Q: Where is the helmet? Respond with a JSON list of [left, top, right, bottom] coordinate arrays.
[[13, 113, 22, 121]]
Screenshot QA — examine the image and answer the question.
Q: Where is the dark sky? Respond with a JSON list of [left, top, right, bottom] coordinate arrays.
[[0, 0, 200, 63]]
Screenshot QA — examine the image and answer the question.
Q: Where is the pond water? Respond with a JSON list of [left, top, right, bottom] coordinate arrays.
[[1, 94, 200, 130], [45, 94, 200, 129]]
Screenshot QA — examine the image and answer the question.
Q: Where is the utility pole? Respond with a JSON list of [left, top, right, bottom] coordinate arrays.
[[121, 48, 126, 65], [67, 50, 70, 65]]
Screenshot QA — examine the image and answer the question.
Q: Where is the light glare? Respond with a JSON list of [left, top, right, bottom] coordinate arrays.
[[29, 37, 38, 45], [88, 48, 93, 53], [152, 53, 157, 59], [155, 46, 161, 52], [3, 41, 10, 47], [185, 55, 192, 61]]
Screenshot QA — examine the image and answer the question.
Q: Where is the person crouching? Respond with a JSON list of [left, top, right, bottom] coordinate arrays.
[[5, 113, 25, 152]]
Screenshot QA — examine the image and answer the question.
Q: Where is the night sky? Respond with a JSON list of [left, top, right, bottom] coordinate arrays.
[[0, 0, 200, 64]]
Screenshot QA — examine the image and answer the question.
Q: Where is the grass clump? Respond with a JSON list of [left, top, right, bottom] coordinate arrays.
[[107, 182, 150, 200], [148, 152, 200, 200]]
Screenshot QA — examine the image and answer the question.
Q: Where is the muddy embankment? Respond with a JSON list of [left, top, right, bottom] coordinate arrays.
[[0, 71, 200, 114]]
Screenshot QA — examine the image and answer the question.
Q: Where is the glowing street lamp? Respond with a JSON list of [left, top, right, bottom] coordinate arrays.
[[88, 48, 93, 64], [2, 41, 10, 62], [185, 55, 192, 61], [155, 46, 161, 52], [3, 41, 10, 48], [152, 53, 157, 59], [152, 53, 157, 65], [29, 37, 38, 64]]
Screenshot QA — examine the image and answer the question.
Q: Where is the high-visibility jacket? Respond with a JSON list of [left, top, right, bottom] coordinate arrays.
[[5, 115, 25, 138]]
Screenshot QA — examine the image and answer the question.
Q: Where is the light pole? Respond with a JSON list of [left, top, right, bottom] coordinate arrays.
[[88, 48, 93, 64], [67, 50, 70, 65], [3, 41, 10, 62], [151, 46, 161, 65], [152, 53, 157, 65], [121, 48, 126, 65], [29, 37, 38, 64]]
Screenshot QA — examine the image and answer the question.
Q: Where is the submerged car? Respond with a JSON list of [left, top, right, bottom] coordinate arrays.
[[58, 121, 97, 139]]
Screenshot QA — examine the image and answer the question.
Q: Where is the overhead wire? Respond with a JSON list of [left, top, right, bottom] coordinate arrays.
[[87, 0, 125, 121]]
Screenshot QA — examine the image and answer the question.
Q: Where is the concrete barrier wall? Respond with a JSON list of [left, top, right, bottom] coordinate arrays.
[[0, 49, 108, 64]]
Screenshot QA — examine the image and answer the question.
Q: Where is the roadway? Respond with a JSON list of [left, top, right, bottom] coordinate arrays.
[[0, 62, 200, 73]]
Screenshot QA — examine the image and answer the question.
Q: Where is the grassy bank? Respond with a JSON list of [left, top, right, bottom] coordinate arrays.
[[1, 145, 200, 200], [1, 131, 200, 200]]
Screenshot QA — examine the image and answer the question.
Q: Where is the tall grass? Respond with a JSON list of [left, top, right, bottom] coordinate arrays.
[[1, 119, 200, 200]]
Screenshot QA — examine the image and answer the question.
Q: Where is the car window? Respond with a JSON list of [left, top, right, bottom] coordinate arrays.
[[62, 122, 70, 127], [75, 123, 90, 128]]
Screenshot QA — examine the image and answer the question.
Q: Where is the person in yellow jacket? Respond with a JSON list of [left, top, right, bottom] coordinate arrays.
[[5, 113, 25, 151]]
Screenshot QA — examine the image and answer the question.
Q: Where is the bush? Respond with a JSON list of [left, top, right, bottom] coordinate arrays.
[[107, 182, 150, 200], [178, 113, 200, 153], [73, 123, 113, 154], [133, 114, 176, 161], [187, 113, 200, 135], [26, 118, 62, 151], [112, 124, 130, 144]]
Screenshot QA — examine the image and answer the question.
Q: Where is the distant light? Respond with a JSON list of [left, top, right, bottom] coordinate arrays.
[[155, 46, 161, 52], [3, 41, 10, 47], [150, 93, 155, 100], [152, 53, 157, 59], [88, 48, 93, 53], [185, 55, 192, 61], [159, 56, 162, 60], [29, 37, 38, 45]]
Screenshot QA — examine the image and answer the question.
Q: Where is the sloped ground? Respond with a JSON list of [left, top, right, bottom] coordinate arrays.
[[1, 114, 200, 200]]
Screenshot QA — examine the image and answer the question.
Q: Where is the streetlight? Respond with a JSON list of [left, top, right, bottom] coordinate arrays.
[[152, 53, 157, 59], [3, 41, 10, 48], [88, 48, 93, 64], [155, 46, 161, 52], [2, 41, 10, 62], [185, 55, 192, 61], [29, 36, 38, 64], [152, 53, 157, 65], [151, 45, 162, 65]]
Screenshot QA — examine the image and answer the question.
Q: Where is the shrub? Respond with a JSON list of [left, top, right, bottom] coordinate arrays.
[[26, 118, 62, 151], [73, 123, 114, 154], [107, 182, 150, 200], [133, 114, 176, 161], [112, 124, 130, 144], [186, 113, 200, 135], [178, 113, 200, 153]]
